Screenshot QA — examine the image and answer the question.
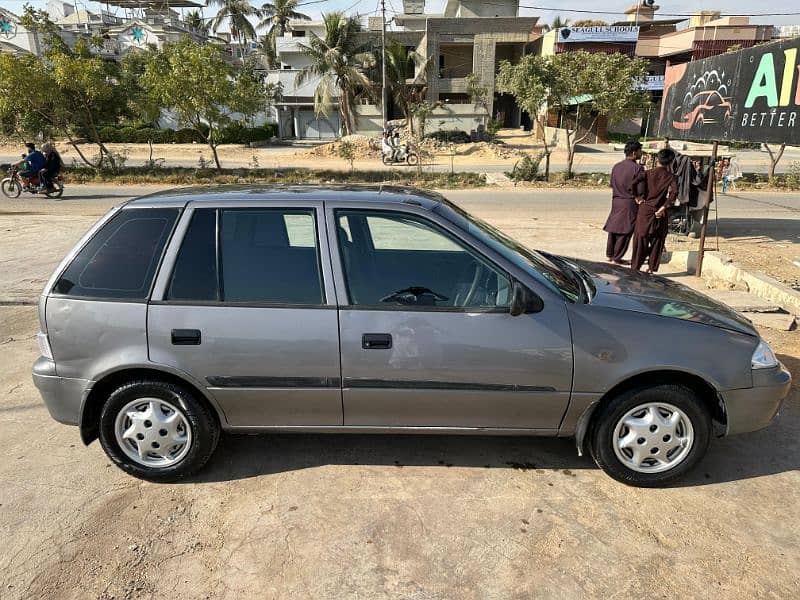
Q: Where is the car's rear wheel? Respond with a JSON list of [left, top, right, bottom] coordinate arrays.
[[590, 384, 711, 487], [99, 380, 219, 482]]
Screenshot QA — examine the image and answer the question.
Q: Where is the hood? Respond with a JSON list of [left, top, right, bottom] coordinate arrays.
[[570, 259, 758, 337]]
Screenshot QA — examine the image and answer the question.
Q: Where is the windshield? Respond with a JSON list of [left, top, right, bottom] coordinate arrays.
[[435, 201, 581, 302]]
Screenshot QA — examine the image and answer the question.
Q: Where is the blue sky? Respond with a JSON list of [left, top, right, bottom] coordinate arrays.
[[3, 0, 796, 25]]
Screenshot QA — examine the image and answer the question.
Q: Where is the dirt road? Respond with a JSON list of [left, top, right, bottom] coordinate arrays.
[[0, 185, 798, 598]]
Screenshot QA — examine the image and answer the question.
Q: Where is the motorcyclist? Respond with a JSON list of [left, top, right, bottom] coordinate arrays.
[[13, 143, 45, 190], [381, 130, 396, 162], [391, 131, 402, 162], [39, 143, 63, 191]]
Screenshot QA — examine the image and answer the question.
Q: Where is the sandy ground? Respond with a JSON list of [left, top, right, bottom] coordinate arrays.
[[3, 130, 800, 174], [0, 186, 798, 598]]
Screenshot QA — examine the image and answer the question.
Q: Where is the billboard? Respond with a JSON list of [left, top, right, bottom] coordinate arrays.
[[659, 38, 800, 144], [557, 26, 639, 44]]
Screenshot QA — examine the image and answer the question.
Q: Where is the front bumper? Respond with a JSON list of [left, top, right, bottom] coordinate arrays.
[[722, 363, 792, 435], [32, 356, 90, 426]]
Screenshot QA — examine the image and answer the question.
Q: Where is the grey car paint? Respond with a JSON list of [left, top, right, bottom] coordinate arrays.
[[325, 200, 574, 429], [31, 185, 792, 451], [147, 200, 343, 427]]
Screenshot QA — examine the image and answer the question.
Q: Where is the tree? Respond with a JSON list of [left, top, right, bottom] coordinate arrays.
[[258, 0, 310, 37], [208, 0, 259, 62], [498, 51, 650, 179], [409, 100, 438, 138], [496, 54, 555, 178], [765, 143, 786, 184], [142, 39, 269, 170], [465, 72, 489, 112], [296, 12, 375, 136], [337, 140, 356, 171], [257, 1, 310, 71], [0, 7, 135, 170], [385, 41, 432, 135], [544, 16, 570, 32], [184, 9, 211, 34], [572, 20, 608, 27]]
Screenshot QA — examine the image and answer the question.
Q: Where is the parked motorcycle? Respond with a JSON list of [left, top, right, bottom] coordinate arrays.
[[381, 142, 419, 166], [1, 165, 64, 199]]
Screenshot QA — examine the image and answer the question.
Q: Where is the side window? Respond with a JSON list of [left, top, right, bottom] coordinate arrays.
[[336, 210, 511, 309], [53, 208, 178, 300], [168, 208, 324, 305], [168, 209, 218, 301]]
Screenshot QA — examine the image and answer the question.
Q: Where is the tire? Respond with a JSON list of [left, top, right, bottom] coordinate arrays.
[[1, 178, 21, 198], [406, 152, 419, 166], [590, 384, 711, 487], [382, 154, 391, 165], [44, 181, 64, 199], [99, 379, 220, 482]]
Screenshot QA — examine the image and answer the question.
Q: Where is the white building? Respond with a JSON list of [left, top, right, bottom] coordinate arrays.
[[265, 0, 543, 139]]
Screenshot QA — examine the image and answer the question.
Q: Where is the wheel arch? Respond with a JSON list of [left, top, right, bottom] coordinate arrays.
[[575, 369, 726, 456], [80, 366, 224, 445]]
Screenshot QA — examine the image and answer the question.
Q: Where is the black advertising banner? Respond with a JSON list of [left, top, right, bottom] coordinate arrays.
[[659, 38, 800, 144]]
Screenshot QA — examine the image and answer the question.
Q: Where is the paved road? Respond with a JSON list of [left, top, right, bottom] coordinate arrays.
[[2, 184, 798, 301]]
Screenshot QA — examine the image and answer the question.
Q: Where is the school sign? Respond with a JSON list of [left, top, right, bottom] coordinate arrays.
[[659, 38, 800, 144]]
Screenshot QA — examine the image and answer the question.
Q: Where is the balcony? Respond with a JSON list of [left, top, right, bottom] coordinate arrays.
[[265, 69, 325, 100], [275, 37, 307, 55]]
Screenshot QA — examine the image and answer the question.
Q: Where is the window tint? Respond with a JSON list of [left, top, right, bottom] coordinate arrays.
[[336, 211, 511, 309], [53, 208, 178, 300], [220, 209, 323, 304], [168, 209, 218, 301]]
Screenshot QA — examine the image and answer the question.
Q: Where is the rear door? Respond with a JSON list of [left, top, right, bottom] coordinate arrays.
[[148, 201, 342, 427], [329, 206, 574, 431]]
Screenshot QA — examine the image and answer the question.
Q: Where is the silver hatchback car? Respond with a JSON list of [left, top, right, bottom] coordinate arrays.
[[33, 185, 791, 486]]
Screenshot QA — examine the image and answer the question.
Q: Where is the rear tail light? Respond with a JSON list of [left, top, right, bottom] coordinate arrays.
[[36, 332, 53, 360]]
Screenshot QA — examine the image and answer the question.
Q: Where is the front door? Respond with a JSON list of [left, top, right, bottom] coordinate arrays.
[[330, 207, 573, 430], [148, 203, 342, 427]]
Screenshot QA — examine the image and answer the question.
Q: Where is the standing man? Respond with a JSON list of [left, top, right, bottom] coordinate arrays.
[[603, 140, 644, 264], [630, 148, 678, 273]]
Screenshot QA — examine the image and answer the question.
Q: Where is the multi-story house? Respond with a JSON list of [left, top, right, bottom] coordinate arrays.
[[266, 0, 544, 139]]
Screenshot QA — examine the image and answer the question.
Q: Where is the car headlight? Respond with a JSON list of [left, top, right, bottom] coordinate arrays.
[[751, 339, 778, 370]]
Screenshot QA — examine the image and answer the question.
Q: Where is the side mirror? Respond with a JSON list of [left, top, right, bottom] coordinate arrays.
[[509, 281, 544, 316]]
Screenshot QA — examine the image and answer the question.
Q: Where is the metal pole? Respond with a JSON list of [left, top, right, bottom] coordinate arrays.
[[696, 140, 719, 277], [381, 0, 387, 131]]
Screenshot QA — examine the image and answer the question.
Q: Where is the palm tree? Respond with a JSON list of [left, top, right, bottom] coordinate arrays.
[[258, 0, 310, 37], [208, 0, 259, 62], [384, 41, 432, 135], [184, 9, 210, 34], [295, 12, 375, 136], [544, 16, 571, 32], [257, 1, 310, 73]]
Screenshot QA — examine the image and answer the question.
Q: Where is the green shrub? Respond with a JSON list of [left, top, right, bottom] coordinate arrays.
[[98, 126, 121, 143], [508, 152, 545, 182], [425, 130, 471, 144], [97, 122, 277, 144]]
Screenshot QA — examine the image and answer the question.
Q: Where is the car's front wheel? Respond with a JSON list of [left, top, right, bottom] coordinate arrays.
[[590, 384, 711, 487], [99, 380, 219, 482]]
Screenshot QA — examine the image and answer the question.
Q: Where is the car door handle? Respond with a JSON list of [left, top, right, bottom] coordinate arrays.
[[171, 329, 201, 345], [362, 333, 392, 350]]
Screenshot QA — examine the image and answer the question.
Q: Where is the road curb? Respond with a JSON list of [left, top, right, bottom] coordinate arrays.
[[666, 250, 800, 316]]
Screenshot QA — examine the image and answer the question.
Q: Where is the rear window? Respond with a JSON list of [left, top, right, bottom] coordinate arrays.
[[53, 208, 178, 300]]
